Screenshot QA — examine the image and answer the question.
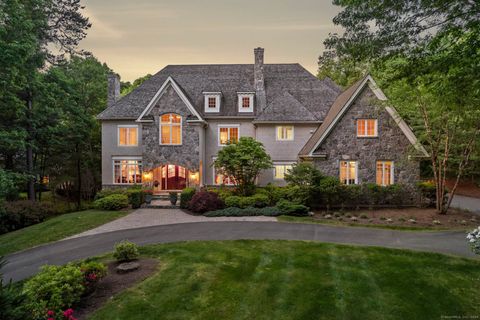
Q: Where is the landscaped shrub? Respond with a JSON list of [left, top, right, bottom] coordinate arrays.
[[113, 240, 139, 262], [225, 194, 270, 208], [417, 181, 437, 207], [188, 191, 224, 213], [94, 188, 127, 200], [0, 257, 29, 320], [180, 187, 196, 209], [127, 189, 144, 209], [93, 194, 129, 210], [204, 206, 280, 217], [277, 199, 309, 216], [318, 176, 341, 210], [23, 264, 85, 318], [467, 227, 480, 255], [0, 201, 57, 234], [79, 261, 107, 291], [207, 187, 234, 201]]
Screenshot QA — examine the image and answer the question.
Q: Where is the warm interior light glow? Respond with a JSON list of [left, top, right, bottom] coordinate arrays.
[[142, 171, 153, 182], [189, 171, 199, 184]]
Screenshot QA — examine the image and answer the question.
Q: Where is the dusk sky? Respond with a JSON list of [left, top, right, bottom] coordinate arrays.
[[79, 0, 342, 82]]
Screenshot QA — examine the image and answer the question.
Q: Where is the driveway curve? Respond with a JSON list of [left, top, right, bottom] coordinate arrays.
[[4, 221, 475, 282]]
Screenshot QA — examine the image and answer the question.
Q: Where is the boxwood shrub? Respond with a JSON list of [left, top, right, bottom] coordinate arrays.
[[93, 194, 129, 210], [224, 194, 269, 208], [180, 187, 196, 209]]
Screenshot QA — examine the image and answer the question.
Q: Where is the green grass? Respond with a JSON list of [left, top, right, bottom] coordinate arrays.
[[0, 209, 129, 256], [90, 240, 480, 320], [277, 215, 462, 231]]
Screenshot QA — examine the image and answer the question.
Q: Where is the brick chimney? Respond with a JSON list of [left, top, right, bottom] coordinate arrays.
[[107, 73, 120, 107], [254, 47, 266, 112]]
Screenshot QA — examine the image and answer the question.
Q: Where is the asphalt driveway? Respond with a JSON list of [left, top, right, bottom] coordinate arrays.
[[3, 221, 475, 282]]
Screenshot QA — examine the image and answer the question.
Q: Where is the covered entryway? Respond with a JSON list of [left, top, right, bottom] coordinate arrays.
[[152, 165, 189, 192]]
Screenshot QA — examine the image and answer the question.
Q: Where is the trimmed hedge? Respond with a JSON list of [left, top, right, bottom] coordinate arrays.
[[180, 187, 196, 209], [204, 206, 280, 217], [93, 194, 129, 210], [224, 194, 269, 208]]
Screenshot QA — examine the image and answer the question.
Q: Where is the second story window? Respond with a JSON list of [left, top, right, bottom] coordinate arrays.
[[238, 93, 254, 112], [276, 126, 294, 141], [118, 125, 138, 146], [204, 93, 220, 113], [218, 125, 239, 146], [357, 119, 377, 137], [160, 113, 182, 145]]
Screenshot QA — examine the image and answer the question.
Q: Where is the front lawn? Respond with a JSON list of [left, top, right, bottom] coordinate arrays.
[[0, 209, 129, 256], [90, 241, 480, 320]]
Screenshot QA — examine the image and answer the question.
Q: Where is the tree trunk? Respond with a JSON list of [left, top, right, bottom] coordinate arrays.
[[26, 94, 35, 201], [76, 144, 82, 210]]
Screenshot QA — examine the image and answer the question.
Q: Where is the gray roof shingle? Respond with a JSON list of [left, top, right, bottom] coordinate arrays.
[[97, 64, 341, 121]]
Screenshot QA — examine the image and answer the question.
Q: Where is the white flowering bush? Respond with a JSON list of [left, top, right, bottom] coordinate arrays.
[[466, 227, 480, 254]]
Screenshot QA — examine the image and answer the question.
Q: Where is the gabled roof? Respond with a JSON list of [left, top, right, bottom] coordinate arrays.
[[97, 64, 341, 121], [299, 75, 429, 157], [254, 91, 319, 122]]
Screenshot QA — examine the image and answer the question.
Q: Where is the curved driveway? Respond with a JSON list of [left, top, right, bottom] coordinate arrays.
[[4, 221, 476, 282]]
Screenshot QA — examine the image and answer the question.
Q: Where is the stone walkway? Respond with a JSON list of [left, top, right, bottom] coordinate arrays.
[[68, 208, 277, 239]]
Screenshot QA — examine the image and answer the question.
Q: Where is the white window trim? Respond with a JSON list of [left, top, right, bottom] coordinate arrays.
[[117, 125, 139, 147], [273, 162, 295, 180], [275, 125, 295, 141], [212, 157, 235, 186], [238, 93, 254, 113], [112, 158, 143, 185], [356, 119, 378, 137], [159, 114, 183, 146], [204, 93, 221, 113], [340, 160, 358, 185], [217, 124, 240, 147], [377, 161, 395, 186]]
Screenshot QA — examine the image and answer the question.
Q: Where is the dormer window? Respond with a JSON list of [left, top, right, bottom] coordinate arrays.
[[238, 93, 254, 113], [204, 92, 221, 113]]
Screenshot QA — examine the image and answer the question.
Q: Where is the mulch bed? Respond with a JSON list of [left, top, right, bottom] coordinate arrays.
[[74, 258, 159, 320], [446, 179, 480, 198], [313, 207, 479, 229]]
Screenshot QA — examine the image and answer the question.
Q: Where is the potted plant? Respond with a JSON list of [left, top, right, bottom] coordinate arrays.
[[144, 189, 153, 204], [169, 192, 178, 205]]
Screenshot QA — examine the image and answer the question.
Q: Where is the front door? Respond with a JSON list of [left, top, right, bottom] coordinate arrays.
[[161, 165, 188, 190]]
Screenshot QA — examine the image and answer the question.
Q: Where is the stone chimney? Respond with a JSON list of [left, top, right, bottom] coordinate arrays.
[[254, 47, 266, 112], [107, 73, 120, 107]]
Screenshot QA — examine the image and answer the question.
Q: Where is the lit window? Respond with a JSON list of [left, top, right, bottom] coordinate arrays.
[[376, 161, 394, 186], [340, 161, 357, 185], [276, 126, 294, 141], [113, 160, 142, 184], [213, 161, 235, 185], [160, 113, 182, 145], [238, 93, 254, 112], [118, 126, 138, 146], [218, 126, 239, 146], [274, 164, 293, 180], [357, 119, 377, 137]]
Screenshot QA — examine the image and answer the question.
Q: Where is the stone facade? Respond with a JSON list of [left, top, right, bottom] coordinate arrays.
[[142, 85, 200, 172], [313, 87, 420, 187]]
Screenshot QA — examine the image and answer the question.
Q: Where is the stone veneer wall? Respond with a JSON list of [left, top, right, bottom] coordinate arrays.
[[313, 87, 420, 188], [142, 85, 200, 172]]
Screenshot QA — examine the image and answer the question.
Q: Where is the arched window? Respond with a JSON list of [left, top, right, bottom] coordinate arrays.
[[160, 113, 182, 145]]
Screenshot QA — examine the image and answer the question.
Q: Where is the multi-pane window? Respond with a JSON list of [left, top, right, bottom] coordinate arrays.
[[242, 97, 250, 109], [208, 97, 217, 108], [340, 161, 357, 185], [204, 94, 220, 112], [376, 161, 394, 186], [274, 164, 293, 180], [276, 126, 294, 141], [357, 119, 377, 137], [238, 93, 254, 112], [118, 126, 138, 146], [160, 113, 182, 145], [218, 126, 239, 146], [113, 160, 142, 184], [214, 171, 235, 185]]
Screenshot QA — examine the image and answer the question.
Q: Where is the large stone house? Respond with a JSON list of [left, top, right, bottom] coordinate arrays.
[[97, 48, 427, 193]]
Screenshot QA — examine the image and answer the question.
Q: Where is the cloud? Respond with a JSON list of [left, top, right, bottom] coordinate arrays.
[[82, 7, 123, 40]]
